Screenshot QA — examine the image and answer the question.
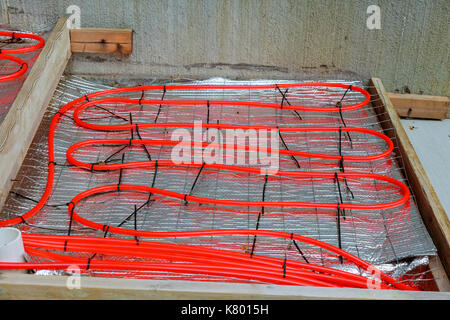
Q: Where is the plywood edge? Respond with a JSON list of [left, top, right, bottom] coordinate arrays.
[[1, 272, 449, 300], [387, 92, 449, 119], [0, 17, 71, 211], [369, 78, 450, 280], [70, 28, 133, 54]]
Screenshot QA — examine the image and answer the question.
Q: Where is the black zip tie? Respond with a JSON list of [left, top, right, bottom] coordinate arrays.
[[146, 160, 158, 204], [186, 162, 206, 204], [55, 111, 75, 121], [19, 62, 27, 70], [249, 235, 257, 258], [261, 174, 268, 215], [116, 153, 125, 191], [275, 84, 291, 109], [337, 129, 354, 199], [129, 112, 134, 142], [133, 204, 139, 245], [334, 172, 346, 219], [86, 253, 97, 270], [11, 32, 15, 40], [293, 240, 310, 264], [48, 160, 56, 166], [336, 101, 353, 146], [93, 105, 128, 122], [90, 163, 95, 172], [102, 225, 110, 238], [84, 95, 90, 102], [154, 85, 166, 123], [336, 203, 343, 264], [86, 256, 93, 270], [249, 211, 262, 258], [338, 85, 352, 105], [117, 201, 148, 228], [278, 129, 300, 168], [138, 90, 145, 105], [206, 100, 210, 124], [103, 145, 128, 164], [337, 156, 354, 199], [10, 191, 69, 208], [135, 124, 152, 161], [282, 255, 287, 278], [64, 240, 68, 252], [18, 216, 26, 224], [67, 203, 75, 237], [292, 110, 303, 121]]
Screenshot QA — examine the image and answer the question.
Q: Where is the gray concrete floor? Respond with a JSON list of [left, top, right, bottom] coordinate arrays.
[[401, 118, 450, 218]]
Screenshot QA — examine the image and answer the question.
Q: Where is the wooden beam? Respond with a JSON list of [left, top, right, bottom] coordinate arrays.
[[387, 92, 449, 120], [1, 272, 449, 300], [0, 17, 71, 211], [70, 28, 132, 54], [369, 78, 450, 278]]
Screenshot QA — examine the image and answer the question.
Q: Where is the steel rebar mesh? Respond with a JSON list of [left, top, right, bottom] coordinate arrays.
[[0, 75, 437, 287]]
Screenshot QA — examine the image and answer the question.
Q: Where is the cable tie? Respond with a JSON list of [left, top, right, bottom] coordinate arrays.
[[90, 163, 95, 172], [292, 240, 310, 264], [336, 203, 343, 264], [64, 240, 68, 252], [67, 205, 75, 237], [339, 156, 345, 173], [18, 216, 26, 224], [84, 95, 90, 102], [20, 62, 27, 70], [250, 235, 257, 258], [282, 255, 287, 278], [86, 257, 92, 270], [48, 161, 56, 166], [139, 90, 144, 105], [206, 100, 210, 124], [103, 225, 110, 238]]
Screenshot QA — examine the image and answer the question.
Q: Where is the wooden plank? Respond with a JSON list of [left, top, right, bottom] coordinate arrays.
[[0, 17, 71, 211], [429, 256, 450, 292], [70, 28, 132, 54], [387, 92, 449, 120], [1, 272, 449, 300], [71, 41, 132, 54], [369, 78, 450, 278]]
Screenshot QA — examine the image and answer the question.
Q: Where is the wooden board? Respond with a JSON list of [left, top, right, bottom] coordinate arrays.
[[70, 28, 132, 54], [0, 272, 449, 300], [0, 17, 71, 212], [370, 78, 450, 279], [387, 92, 449, 120]]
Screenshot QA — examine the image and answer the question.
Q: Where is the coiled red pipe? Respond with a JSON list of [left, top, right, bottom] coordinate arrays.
[[0, 31, 44, 82], [0, 82, 414, 290]]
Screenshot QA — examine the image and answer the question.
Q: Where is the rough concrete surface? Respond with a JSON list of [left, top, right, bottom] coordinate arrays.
[[0, 0, 448, 96]]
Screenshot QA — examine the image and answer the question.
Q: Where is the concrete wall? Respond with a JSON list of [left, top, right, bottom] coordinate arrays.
[[1, 0, 448, 95]]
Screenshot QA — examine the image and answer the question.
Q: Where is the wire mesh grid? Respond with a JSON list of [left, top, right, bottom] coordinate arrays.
[[0, 75, 437, 287]]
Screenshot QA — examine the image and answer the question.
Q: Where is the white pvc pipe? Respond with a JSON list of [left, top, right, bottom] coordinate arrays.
[[0, 228, 26, 265]]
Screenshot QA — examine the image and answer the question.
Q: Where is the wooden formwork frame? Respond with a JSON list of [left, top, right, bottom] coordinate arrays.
[[0, 18, 449, 299]]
